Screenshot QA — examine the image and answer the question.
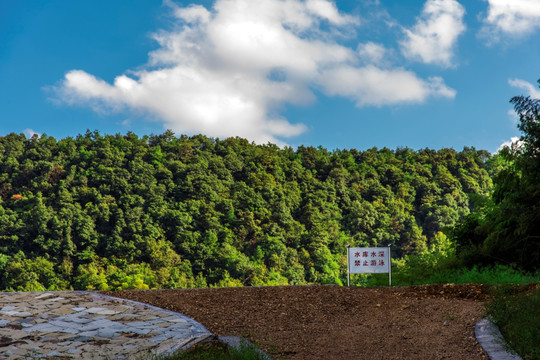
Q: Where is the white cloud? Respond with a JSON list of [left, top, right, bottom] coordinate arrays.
[[498, 136, 523, 152], [56, 0, 456, 144], [507, 79, 540, 129], [357, 42, 390, 65], [319, 65, 455, 106], [400, 0, 466, 67], [481, 0, 540, 40], [305, 0, 359, 25], [173, 4, 211, 24], [507, 108, 519, 124], [508, 78, 540, 99], [23, 128, 40, 138]]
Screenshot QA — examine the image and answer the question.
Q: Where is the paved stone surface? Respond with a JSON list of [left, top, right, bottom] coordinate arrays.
[[0, 291, 213, 359], [475, 318, 523, 360]]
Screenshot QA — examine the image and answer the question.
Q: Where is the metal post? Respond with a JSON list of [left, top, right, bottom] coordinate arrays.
[[346, 244, 350, 287], [387, 244, 392, 287]]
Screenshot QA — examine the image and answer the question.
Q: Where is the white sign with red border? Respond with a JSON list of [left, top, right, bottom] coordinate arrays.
[[348, 247, 389, 273], [346, 246, 392, 286]]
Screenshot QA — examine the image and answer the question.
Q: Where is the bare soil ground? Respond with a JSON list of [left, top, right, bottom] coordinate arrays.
[[104, 284, 491, 360]]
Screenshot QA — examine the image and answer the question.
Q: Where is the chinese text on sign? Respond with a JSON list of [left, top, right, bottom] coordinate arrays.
[[348, 247, 390, 274]]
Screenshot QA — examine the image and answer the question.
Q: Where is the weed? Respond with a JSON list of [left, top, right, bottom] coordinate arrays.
[[152, 340, 268, 360], [359, 259, 540, 287], [486, 285, 540, 360]]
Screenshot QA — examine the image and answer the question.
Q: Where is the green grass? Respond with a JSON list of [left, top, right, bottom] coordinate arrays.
[[153, 340, 268, 360], [486, 285, 540, 360], [415, 264, 539, 285], [356, 253, 540, 287]]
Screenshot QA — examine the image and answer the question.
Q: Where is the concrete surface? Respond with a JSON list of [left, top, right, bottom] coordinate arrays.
[[475, 318, 523, 360]]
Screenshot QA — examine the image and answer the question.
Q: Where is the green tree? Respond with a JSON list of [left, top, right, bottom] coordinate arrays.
[[453, 79, 540, 271]]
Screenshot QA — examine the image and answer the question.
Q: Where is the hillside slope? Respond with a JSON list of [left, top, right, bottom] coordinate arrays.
[[0, 132, 493, 290]]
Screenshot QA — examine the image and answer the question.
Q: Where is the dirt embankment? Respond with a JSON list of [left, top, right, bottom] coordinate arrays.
[[104, 284, 491, 359]]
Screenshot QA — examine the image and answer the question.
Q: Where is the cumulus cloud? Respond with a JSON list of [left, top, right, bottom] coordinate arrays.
[[507, 78, 540, 128], [509, 78, 540, 99], [400, 0, 466, 67], [357, 42, 390, 65], [507, 108, 520, 123], [56, 0, 456, 144], [481, 0, 540, 40], [319, 65, 455, 106], [305, 0, 359, 26], [23, 128, 41, 138], [172, 4, 211, 24], [498, 136, 523, 152]]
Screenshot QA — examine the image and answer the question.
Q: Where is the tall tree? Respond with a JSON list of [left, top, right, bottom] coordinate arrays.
[[453, 79, 540, 270]]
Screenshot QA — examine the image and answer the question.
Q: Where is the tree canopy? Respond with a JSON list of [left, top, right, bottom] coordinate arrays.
[[0, 130, 494, 290], [452, 79, 540, 271]]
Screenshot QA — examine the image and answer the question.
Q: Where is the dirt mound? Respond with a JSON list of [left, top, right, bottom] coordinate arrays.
[[104, 284, 490, 359]]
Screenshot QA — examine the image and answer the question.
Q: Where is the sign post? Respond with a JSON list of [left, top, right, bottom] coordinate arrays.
[[347, 246, 392, 286], [346, 244, 350, 287], [388, 244, 392, 286]]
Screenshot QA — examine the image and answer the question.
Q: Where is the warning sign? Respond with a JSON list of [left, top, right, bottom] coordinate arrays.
[[348, 247, 390, 274]]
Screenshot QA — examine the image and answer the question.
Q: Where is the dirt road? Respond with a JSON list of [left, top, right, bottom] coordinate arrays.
[[105, 284, 490, 359]]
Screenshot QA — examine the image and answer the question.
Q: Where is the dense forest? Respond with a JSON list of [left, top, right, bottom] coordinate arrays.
[[0, 128, 499, 291], [452, 80, 540, 273]]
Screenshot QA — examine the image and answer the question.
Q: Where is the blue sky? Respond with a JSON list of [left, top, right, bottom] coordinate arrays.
[[1, 0, 540, 153]]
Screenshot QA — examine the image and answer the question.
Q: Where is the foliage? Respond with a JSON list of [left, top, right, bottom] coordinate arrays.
[[361, 259, 540, 287], [452, 79, 540, 272], [150, 340, 268, 360], [0, 130, 494, 290], [486, 285, 540, 360]]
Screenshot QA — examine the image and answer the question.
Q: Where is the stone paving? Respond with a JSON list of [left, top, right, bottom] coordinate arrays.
[[0, 291, 213, 359]]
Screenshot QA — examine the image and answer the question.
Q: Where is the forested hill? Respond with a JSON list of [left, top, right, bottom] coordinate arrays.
[[0, 131, 494, 291]]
